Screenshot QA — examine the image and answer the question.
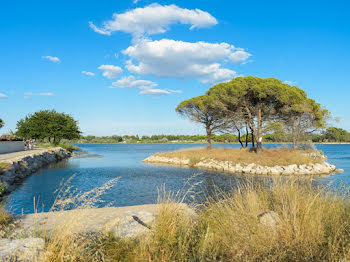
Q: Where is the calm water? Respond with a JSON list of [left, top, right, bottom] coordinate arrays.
[[5, 144, 350, 215]]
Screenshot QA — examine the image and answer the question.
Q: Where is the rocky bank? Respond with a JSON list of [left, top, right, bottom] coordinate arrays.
[[143, 155, 342, 175], [0, 148, 70, 196]]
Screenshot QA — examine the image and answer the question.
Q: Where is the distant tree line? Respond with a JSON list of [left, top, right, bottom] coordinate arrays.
[[67, 127, 350, 144]]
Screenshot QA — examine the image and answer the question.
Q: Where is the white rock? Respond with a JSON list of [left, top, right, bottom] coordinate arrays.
[[258, 211, 280, 228], [0, 238, 44, 262]]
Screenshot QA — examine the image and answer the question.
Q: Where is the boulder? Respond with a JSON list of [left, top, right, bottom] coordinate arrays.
[[0, 238, 44, 262], [258, 211, 280, 228], [108, 211, 155, 238]]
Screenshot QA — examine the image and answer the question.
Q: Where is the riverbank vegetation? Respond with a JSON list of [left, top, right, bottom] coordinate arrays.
[[36, 142, 79, 153], [36, 179, 350, 261], [0, 208, 11, 227], [153, 147, 322, 167]]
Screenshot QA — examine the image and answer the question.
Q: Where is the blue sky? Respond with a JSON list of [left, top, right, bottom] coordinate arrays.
[[1, 0, 349, 136]]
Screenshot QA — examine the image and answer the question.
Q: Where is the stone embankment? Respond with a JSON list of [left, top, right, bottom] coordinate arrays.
[[0, 148, 70, 195], [143, 155, 342, 175]]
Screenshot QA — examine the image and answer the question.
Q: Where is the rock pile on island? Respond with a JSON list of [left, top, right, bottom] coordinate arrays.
[[143, 155, 339, 175]]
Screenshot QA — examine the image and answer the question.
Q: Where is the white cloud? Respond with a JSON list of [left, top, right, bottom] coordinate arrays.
[[82, 71, 95, 76], [229, 50, 252, 64], [89, 4, 217, 37], [98, 65, 123, 79], [123, 39, 251, 84], [0, 93, 8, 99], [111, 75, 181, 95], [139, 89, 171, 95], [112, 75, 157, 89], [42, 56, 60, 63], [24, 93, 55, 98], [283, 80, 296, 85], [133, 0, 140, 3]]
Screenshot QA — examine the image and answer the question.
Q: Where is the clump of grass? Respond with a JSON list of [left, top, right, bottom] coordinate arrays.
[[156, 147, 322, 166], [36, 142, 79, 153], [0, 207, 12, 227], [0, 162, 11, 173], [58, 143, 79, 153], [196, 179, 350, 261], [188, 156, 200, 167]]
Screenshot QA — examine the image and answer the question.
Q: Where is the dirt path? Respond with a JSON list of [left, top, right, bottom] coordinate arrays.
[[0, 148, 56, 161]]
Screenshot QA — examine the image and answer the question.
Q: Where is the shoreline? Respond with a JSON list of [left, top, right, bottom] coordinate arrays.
[[143, 154, 342, 176], [0, 148, 70, 197], [71, 142, 350, 145]]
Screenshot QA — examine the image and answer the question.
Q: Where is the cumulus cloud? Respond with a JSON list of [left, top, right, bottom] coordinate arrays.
[[98, 65, 123, 79], [89, 4, 217, 37], [0, 93, 8, 99], [111, 75, 181, 95], [42, 56, 60, 63], [112, 75, 157, 89], [229, 50, 252, 64], [123, 39, 251, 84], [82, 71, 95, 76]]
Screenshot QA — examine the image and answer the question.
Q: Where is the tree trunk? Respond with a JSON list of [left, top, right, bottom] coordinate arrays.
[[292, 134, 297, 150], [256, 107, 263, 152], [292, 116, 300, 150], [251, 128, 255, 147], [245, 123, 249, 148], [236, 128, 244, 148], [206, 126, 212, 149], [244, 104, 259, 151]]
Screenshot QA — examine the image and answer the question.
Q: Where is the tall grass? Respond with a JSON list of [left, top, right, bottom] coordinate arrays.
[[0, 207, 11, 227], [156, 147, 322, 166], [39, 178, 350, 261]]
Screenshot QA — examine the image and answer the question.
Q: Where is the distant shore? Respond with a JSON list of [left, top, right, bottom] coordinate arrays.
[[71, 142, 350, 145]]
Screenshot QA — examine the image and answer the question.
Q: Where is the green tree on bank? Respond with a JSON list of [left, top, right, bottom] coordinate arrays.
[[176, 95, 227, 148], [16, 110, 81, 144], [177, 76, 329, 151], [0, 118, 4, 130]]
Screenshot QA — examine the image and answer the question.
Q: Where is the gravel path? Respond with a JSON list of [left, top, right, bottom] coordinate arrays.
[[0, 148, 55, 161]]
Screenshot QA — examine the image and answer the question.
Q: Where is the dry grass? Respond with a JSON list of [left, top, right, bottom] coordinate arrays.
[[155, 147, 322, 166], [38, 178, 350, 261], [0, 162, 11, 173], [0, 207, 11, 227]]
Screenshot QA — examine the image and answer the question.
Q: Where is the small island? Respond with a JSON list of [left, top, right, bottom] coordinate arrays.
[[145, 76, 344, 176], [143, 147, 340, 175]]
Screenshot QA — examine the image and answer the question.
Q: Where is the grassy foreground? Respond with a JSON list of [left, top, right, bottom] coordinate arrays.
[[38, 179, 350, 261], [154, 147, 322, 167]]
